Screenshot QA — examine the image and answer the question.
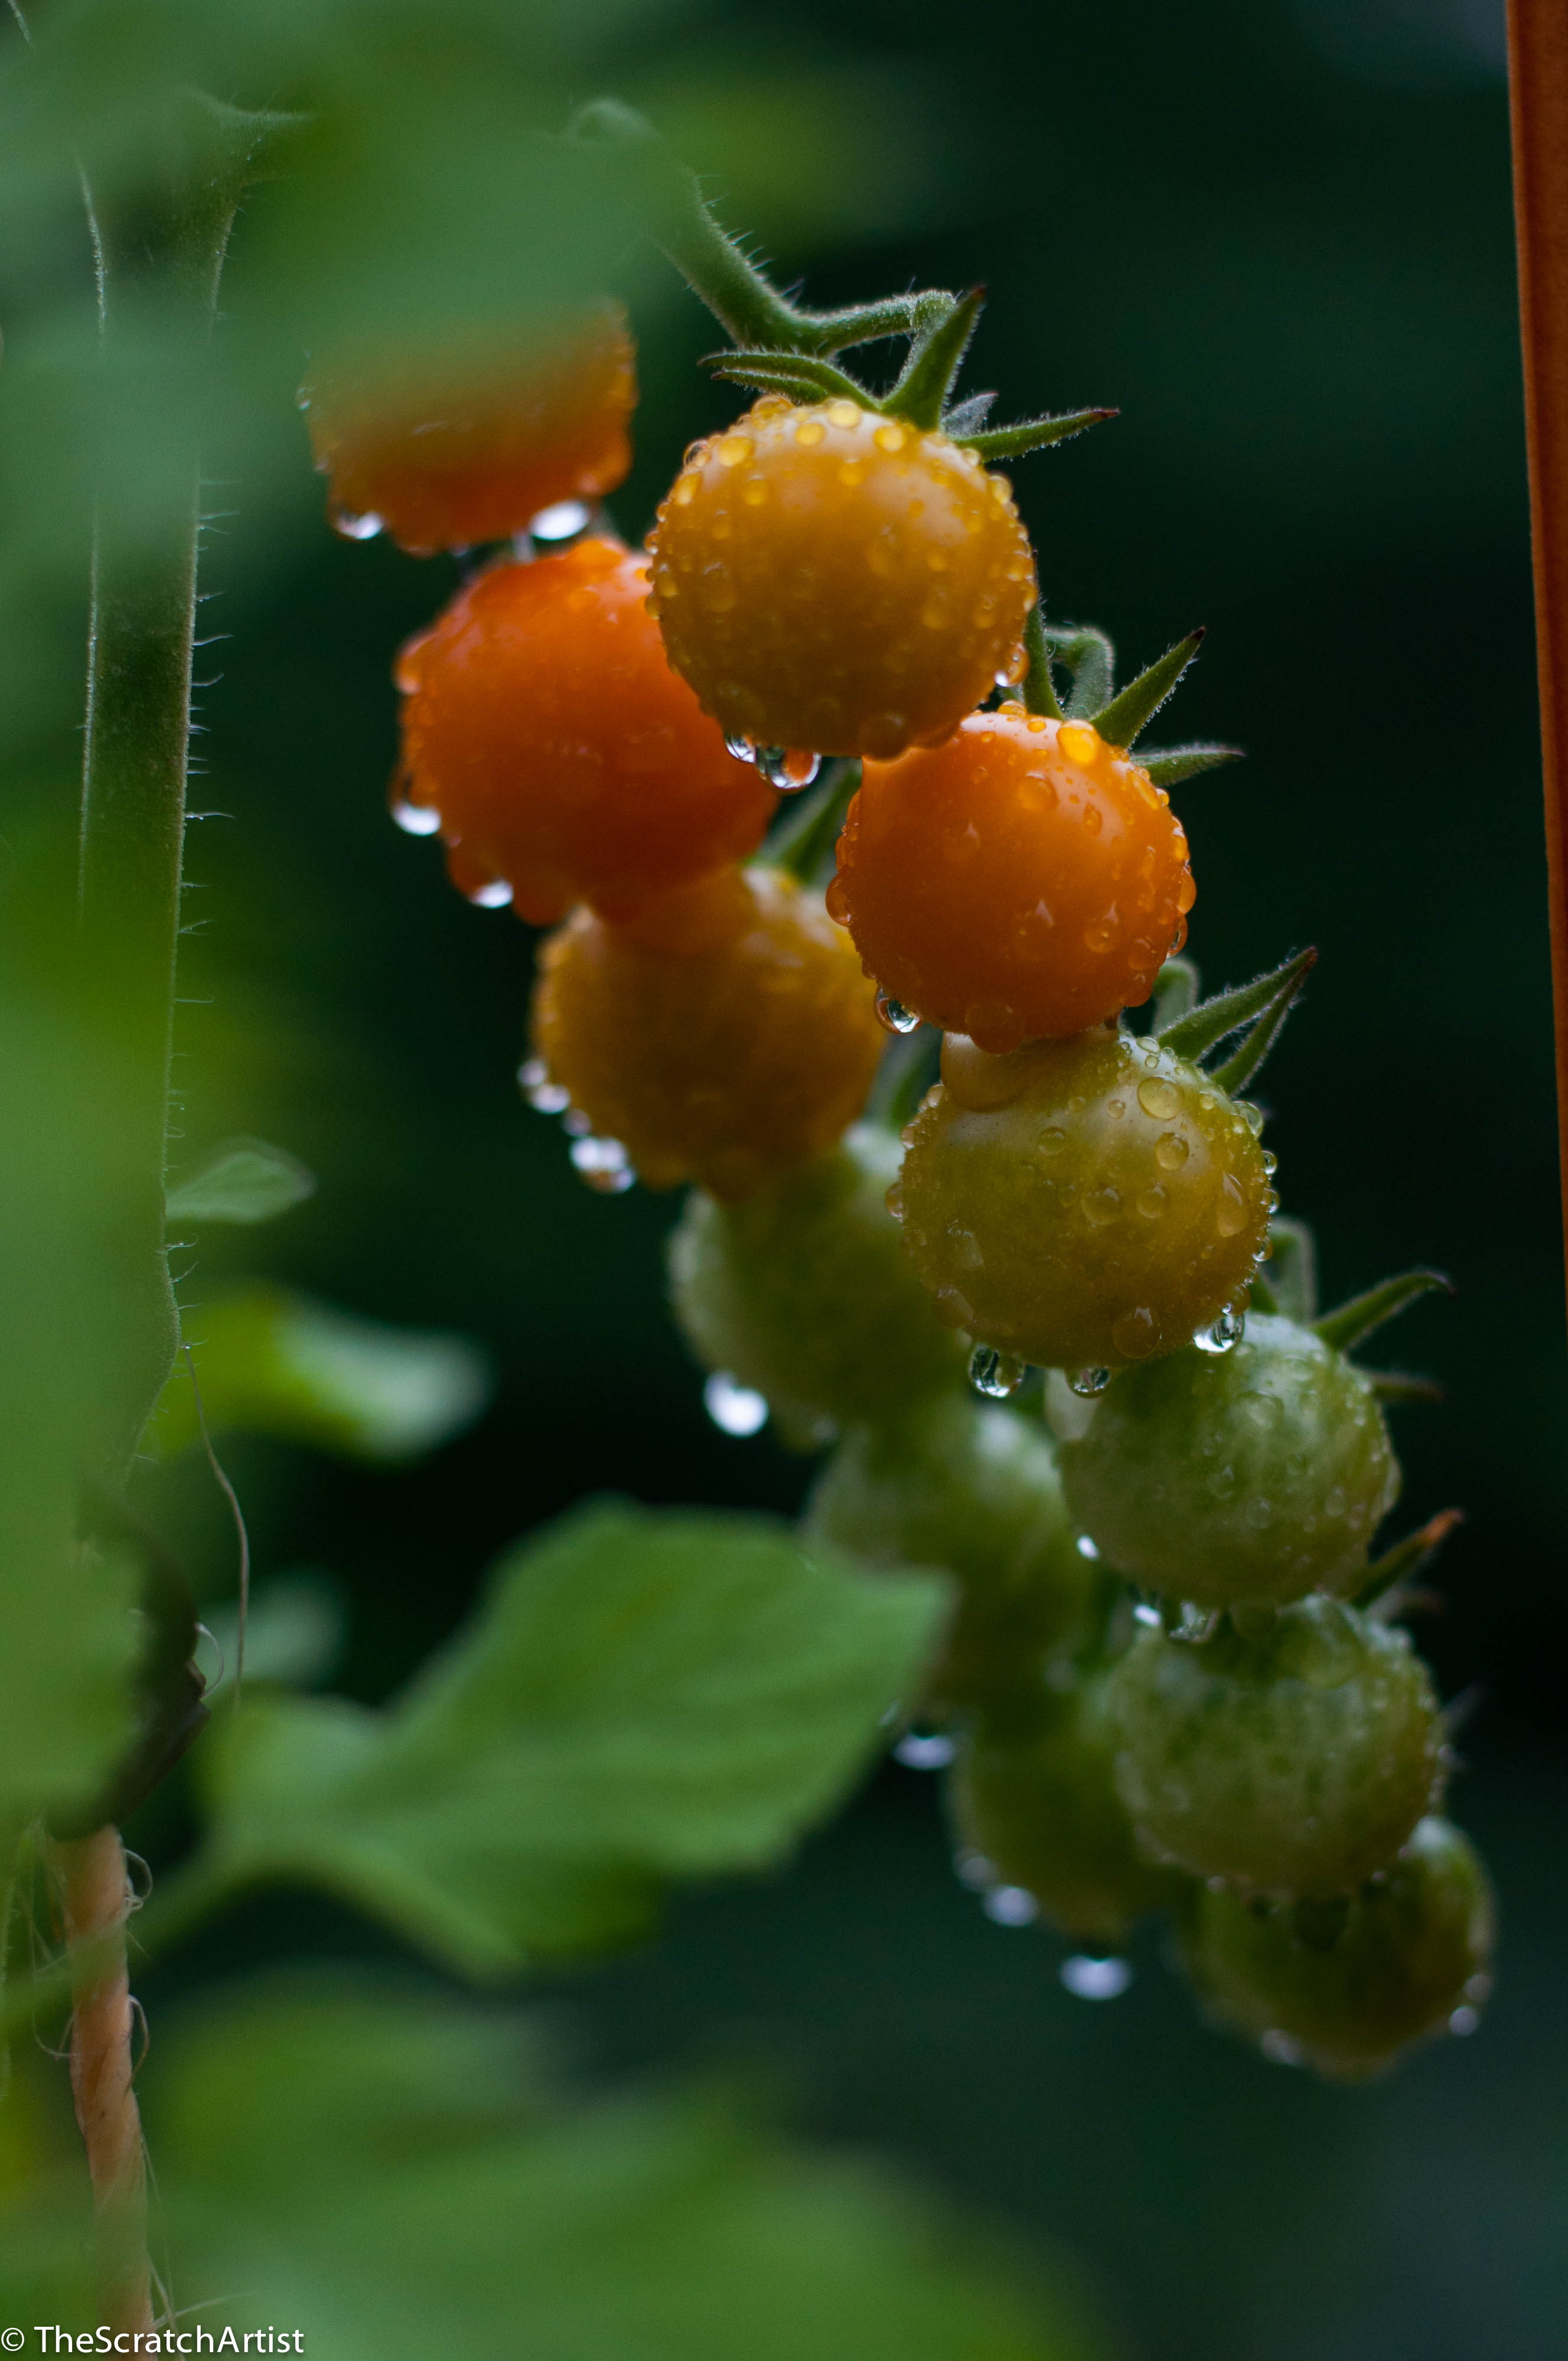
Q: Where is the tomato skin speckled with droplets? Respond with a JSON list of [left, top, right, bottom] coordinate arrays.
[[1110, 1598, 1445, 1898], [669, 1125, 969, 1437], [396, 538, 775, 926], [894, 1028, 1273, 1373], [1178, 1816, 1494, 2080], [829, 706, 1194, 1049], [1060, 1314, 1401, 1611], [646, 397, 1036, 760], [529, 865, 886, 1201], [303, 300, 637, 553]]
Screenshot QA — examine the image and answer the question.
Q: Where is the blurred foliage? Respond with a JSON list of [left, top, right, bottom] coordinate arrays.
[[0, 1976, 1106, 2357], [176, 1503, 945, 1975]]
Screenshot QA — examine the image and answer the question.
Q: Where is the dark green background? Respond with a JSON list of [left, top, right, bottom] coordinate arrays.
[[125, 0, 1567, 2353]]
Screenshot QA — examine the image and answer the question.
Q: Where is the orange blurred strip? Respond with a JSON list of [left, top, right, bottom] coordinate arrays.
[[1508, 0, 1568, 1300]]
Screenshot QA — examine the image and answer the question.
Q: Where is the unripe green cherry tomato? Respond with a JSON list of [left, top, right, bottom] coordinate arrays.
[[1060, 1313, 1400, 1610], [804, 1394, 1095, 1713], [1110, 1598, 1445, 1897], [894, 1027, 1274, 1376], [952, 1681, 1187, 1946], [668, 1123, 969, 1440], [1179, 1816, 1494, 2079]]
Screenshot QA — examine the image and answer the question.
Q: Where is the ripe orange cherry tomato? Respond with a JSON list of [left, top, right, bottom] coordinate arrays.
[[303, 300, 636, 553], [396, 538, 776, 926], [647, 396, 1036, 761], [827, 706, 1195, 1051], [530, 865, 886, 1200]]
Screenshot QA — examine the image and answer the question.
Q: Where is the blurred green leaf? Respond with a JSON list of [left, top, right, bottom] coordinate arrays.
[[166, 1135, 316, 1226], [203, 1567, 347, 1691], [142, 1976, 1103, 2361], [148, 1282, 492, 1461], [183, 1504, 947, 1974]]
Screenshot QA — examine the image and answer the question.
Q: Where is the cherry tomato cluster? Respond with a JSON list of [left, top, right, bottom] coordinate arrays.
[[318, 235, 1491, 2080]]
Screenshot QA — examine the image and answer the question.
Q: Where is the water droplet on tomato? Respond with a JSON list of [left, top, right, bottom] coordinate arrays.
[[969, 1344, 1028, 1399], [1067, 1366, 1111, 1398], [703, 1371, 768, 1435], [570, 1136, 635, 1193], [390, 794, 441, 837], [331, 505, 383, 542], [876, 989, 921, 1035], [895, 1729, 956, 1770], [757, 745, 822, 792], [1061, 1955, 1133, 2000]]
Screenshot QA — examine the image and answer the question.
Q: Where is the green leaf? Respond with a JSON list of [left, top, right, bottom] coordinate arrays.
[[1313, 1268, 1454, 1355], [147, 1283, 492, 1463], [957, 408, 1117, 460], [882, 286, 983, 428], [1091, 628, 1204, 748], [1159, 946, 1316, 1064], [1141, 744, 1243, 788], [165, 1136, 315, 1226], [140, 1977, 1104, 2361], [176, 1504, 947, 1976], [705, 350, 874, 406], [1208, 949, 1317, 1095]]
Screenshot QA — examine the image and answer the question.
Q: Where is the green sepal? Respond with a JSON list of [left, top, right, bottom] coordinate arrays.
[[705, 351, 873, 408], [1208, 949, 1316, 1096], [1019, 607, 1065, 721], [1364, 1370, 1445, 1406], [1147, 953, 1199, 1032], [1092, 628, 1204, 749], [166, 1137, 315, 1227], [1042, 623, 1115, 719], [1262, 1216, 1318, 1324], [957, 408, 1117, 460], [759, 760, 860, 885], [943, 390, 997, 434], [1142, 744, 1244, 788], [1159, 945, 1315, 1069], [1355, 1508, 1463, 1614], [1313, 1268, 1454, 1355], [882, 287, 984, 430]]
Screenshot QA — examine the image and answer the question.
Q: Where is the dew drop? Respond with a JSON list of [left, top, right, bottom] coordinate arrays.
[[953, 1849, 997, 1891], [757, 745, 822, 792], [1133, 1601, 1163, 1628], [725, 732, 758, 764], [1067, 1366, 1111, 1398], [1448, 2004, 1481, 2038], [517, 1059, 572, 1116], [1155, 1132, 1190, 1170], [969, 1344, 1028, 1399], [895, 1729, 957, 1770], [1111, 1306, 1159, 1358], [984, 1885, 1039, 1928], [468, 878, 514, 909], [1137, 1076, 1182, 1120], [570, 1136, 635, 1193], [1195, 1303, 1246, 1354], [1215, 1173, 1248, 1237], [529, 497, 592, 542], [1061, 1955, 1133, 2001], [330, 505, 384, 542], [703, 1370, 768, 1435], [876, 988, 921, 1035], [391, 794, 442, 837], [1076, 1533, 1101, 1560], [1260, 2030, 1305, 2067]]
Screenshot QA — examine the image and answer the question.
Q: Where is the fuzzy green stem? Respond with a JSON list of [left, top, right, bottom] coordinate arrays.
[[76, 99, 285, 1471], [1020, 608, 1065, 720]]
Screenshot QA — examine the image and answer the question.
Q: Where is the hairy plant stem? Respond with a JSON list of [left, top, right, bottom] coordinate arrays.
[[53, 1828, 152, 2335]]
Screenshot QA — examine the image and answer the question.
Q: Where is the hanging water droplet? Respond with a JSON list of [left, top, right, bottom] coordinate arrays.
[[1195, 1303, 1246, 1354], [1060, 1955, 1133, 2001], [529, 497, 592, 543], [517, 1059, 572, 1116], [1067, 1366, 1110, 1397], [983, 1885, 1039, 1928], [875, 988, 921, 1035], [561, 1107, 592, 1137], [755, 745, 822, 792], [330, 505, 384, 542], [1075, 1533, 1100, 1561], [570, 1136, 635, 1193], [1448, 2004, 1481, 2038], [953, 1849, 997, 1892], [703, 1370, 768, 1436], [1132, 1601, 1163, 1629], [468, 878, 514, 909], [1260, 2029, 1305, 2066], [969, 1344, 1028, 1399], [724, 731, 758, 763], [895, 1730, 957, 1771], [390, 794, 442, 836]]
